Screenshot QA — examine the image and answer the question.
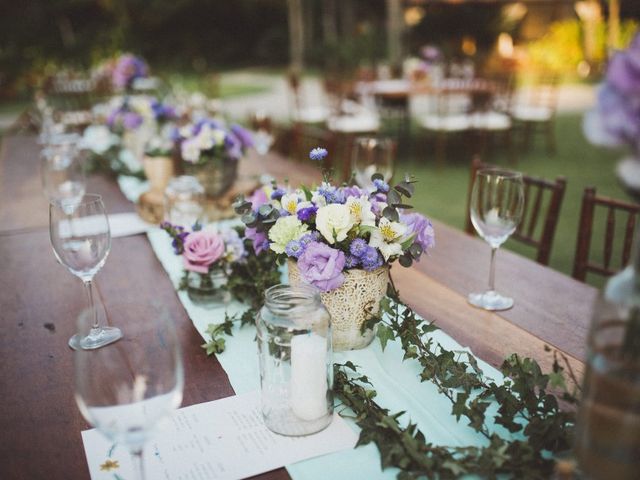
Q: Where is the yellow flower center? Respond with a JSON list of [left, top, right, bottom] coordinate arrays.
[[285, 200, 297, 214], [349, 202, 362, 220], [380, 223, 397, 242]]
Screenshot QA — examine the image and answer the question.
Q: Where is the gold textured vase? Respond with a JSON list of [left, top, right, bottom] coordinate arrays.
[[288, 259, 389, 351]]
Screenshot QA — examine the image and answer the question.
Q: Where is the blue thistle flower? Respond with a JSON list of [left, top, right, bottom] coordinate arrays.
[[349, 238, 369, 258], [285, 240, 304, 258], [309, 147, 328, 161], [361, 246, 383, 271], [373, 178, 390, 193], [345, 255, 360, 268]]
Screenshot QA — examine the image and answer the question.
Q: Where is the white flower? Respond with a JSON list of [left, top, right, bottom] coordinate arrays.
[[345, 195, 376, 227], [179, 124, 194, 139], [311, 192, 327, 207], [369, 217, 407, 261], [316, 204, 355, 244], [281, 192, 306, 215], [181, 137, 201, 163], [81, 125, 119, 154], [212, 129, 226, 145], [268, 216, 309, 254], [195, 124, 216, 150]]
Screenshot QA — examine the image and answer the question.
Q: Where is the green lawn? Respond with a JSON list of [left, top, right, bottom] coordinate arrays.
[[395, 113, 628, 288]]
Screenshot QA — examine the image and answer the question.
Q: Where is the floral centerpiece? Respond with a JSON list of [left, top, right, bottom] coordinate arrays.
[[583, 33, 640, 189], [233, 147, 435, 350], [176, 118, 253, 198], [160, 222, 246, 307]]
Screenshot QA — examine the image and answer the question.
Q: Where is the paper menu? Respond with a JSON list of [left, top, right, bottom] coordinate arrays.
[[81, 390, 358, 480]]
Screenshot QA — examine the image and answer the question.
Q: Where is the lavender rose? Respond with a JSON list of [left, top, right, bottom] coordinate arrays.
[[297, 241, 345, 292], [606, 34, 640, 96], [401, 212, 435, 255], [182, 230, 225, 274]]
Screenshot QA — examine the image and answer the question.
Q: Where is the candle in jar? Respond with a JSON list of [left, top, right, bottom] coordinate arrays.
[[290, 332, 329, 421]]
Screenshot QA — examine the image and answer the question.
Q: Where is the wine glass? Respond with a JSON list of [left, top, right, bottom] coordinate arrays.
[[74, 302, 184, 480], [468, 168, 524, 311], [352, 137, 395, 189], [49, 194, 122, 349], [41, 134, 86, 206]]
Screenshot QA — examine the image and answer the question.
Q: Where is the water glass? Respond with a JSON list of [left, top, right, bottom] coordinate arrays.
[[351, 137, 395, 189], [41, 134, 86, 205], [468, 168, 524, 311]]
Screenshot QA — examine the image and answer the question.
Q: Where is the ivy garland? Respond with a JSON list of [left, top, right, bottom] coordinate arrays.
[[201, 243, 580, 479]]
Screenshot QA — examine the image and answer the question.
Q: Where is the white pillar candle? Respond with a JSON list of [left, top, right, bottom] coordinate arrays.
[[290, 333, 329, 421]]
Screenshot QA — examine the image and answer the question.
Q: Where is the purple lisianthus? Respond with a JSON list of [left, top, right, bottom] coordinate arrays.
[[373, 178, 390, 193], [341, 185, 365, 199], [231, 124, 254, 149], [297, 205, 318, 222], [151, 99, 177, 123], [285, 240, 304, 258], [245, 227, 269, 255], [297, 241, 345, 292], [309, 147, 328, 161], [360, 246, 383, 271], [606, 34, 640, 96], [401, 212, 435, 255], [249, 188, 269, 209], [349, 238, 368, 258]]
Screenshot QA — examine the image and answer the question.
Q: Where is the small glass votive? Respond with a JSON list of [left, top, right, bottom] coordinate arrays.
[[256, 284, 333, 436], [164, 175, 206, 228]]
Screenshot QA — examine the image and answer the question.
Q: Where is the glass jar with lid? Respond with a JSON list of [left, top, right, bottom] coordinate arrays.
[[256, 284, 333, 436]]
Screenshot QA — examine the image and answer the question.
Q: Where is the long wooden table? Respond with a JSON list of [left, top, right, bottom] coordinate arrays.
[[0, 134, 596, 479]]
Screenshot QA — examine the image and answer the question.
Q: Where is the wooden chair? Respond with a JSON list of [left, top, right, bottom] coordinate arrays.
[[573, 187, 640, 282], [465, 156, 567, 265]]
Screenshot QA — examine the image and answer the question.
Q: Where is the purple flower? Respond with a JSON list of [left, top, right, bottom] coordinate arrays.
[[224, 132, 243, 160], [249, 188, 269, 210], [112, 54, 148, 90], [297, 241, 345, 292], [373, 178, 390, 193], [285, 240, 304, 258], [309, 147, 328, 161], [318, 183, 345, 204], [360, 246, 383, 271], [345, 255, 360, 268], [341, 185, 365, 199], [271, 187, 286, 201], [245, 227, 269, 255], [123, 112, 143, 130], [231, 124, 254, 149], [299, 232, 320, 246], [349, 238, 368, 258], [297, 205, 318, 222], [606, 34, 640, 96], [421, 45, 442, 63], [401, 212, 435, 256], [151, 99, 177, 123]]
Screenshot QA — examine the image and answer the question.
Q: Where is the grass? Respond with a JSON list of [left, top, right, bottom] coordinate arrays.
[[395, 113, 629, 288]]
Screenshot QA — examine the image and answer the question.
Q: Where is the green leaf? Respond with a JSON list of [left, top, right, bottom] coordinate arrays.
[[376, 324, 395, 351], [383, 206, 399, 222]]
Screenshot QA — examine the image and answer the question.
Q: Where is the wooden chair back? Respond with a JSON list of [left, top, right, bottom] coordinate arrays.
[[465, 156, 566, 265], [573, 187, 640, 282]]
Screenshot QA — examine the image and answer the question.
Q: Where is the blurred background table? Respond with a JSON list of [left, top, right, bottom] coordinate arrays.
[[0, 134, 595, 479]]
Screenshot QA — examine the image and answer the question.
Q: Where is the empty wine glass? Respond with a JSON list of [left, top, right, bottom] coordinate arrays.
[[468, 168, 524, 311], [49, 194, 122, 349], [41, 134, 86, 206], [74, 302, 184, 480], [352, 137, 395, 189]]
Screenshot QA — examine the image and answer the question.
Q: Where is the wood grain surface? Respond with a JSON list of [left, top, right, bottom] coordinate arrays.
[[0, 134, 595, 479]]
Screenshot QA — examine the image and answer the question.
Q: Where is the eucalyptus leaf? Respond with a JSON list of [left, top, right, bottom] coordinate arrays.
[[383, 206, 399, 222]]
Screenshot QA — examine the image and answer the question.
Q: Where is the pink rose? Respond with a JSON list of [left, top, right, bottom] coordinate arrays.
[[182, 231, 225, 274]]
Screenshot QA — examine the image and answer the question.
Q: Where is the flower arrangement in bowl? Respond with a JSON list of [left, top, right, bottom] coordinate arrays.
[[233, 148, 435, 350], [160, 221, 247, 308], [176, 119, 253, 198], [583, 33, 640, 191]]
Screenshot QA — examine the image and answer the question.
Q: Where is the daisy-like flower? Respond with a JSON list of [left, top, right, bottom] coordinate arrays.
[[280, 192, 304, 216], [369, 217, 407, 261], [345, 195, 376, 227], [309, 147, 328, 161]]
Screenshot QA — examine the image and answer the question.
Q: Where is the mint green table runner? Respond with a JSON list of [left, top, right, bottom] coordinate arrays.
[[146, 226, 510, 479]]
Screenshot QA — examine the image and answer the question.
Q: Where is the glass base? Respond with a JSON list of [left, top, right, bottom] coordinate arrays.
[[68, 326, 123, 350], [467, 290, 514, 311]]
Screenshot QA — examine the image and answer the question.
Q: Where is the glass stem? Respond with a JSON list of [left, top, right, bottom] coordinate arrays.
[[131, 449, 146, 480], [82, 280, 99, 330], [488, 247, 497, 292]]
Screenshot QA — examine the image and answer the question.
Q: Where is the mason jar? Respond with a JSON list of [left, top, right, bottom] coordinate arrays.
[[186, 269, 230, 309], [163, 175, 206, 228], [256, 284, 333, 436]]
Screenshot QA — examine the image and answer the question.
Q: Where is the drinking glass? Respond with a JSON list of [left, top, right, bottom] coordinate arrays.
[[41, 136, 86, 206], [468, 168, 524, 311], [163, 175, 206, 228], [351, 137, 395, 189], [74, 302, 184, 480], [49, 194, 122, 349]]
